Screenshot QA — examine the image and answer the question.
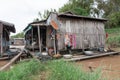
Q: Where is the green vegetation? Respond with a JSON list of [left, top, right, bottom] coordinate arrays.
[[59, 0, 120, 28], [34, 9, 57, 21], [59, 0, 93, 16], [35, 0, 120, 28], [47, 60, 103, 80], [11, 32, 24, 38], [0, 59, 45, 80], [105, 28, 120, 34], [106, 28, 120, 47], [0, 59, 105, 80]]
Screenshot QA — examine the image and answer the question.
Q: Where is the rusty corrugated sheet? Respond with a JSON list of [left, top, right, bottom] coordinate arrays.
[[50, 20, 59, 30]]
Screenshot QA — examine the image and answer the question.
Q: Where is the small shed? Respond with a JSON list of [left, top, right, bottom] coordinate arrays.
[[0, 20, 15, 56], [24, 12, 107, 53], [11, 38, 25, 45]]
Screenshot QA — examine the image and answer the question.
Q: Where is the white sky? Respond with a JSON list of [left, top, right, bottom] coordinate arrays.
[[0, 0, 68, 35]]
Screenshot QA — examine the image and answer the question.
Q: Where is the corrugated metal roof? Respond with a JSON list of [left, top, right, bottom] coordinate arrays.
[[58, 13, 107, 21], [23, 20, 48, 32]]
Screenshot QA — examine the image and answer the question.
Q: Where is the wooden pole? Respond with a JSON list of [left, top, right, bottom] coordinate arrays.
[[31, 28, 34, 52], [37, 26, 41, 53], [0, 33, 3, 56], [53, 30, 57, 54], [0, 23, 3, 56]]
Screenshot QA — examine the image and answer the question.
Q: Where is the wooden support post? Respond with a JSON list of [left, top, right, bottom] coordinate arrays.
[[53, 34, 57, 54], [53, 29, 57, 54], [0, 33, 3, 56], [0, 23, 3, 56], [31, 28, 34, 52], [37, 26, 41, 53]]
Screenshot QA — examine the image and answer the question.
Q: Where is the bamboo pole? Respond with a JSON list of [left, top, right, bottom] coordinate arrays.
[[37, 26, 41, 53]]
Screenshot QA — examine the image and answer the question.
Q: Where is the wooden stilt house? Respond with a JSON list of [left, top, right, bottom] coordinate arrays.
[[24, 12, 107, 53], [0, 20, 15, 56]]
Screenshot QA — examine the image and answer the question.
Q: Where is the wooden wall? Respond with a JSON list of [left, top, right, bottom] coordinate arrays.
[[57, 18, 105, 50]]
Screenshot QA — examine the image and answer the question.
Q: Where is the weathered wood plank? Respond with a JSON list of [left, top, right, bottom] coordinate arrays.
[[0, 57, 9, 61], [67, 52, 120, 61], [0, 50, 24, 71]]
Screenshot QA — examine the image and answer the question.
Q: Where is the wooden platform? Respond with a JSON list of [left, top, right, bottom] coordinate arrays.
[[66, 52, 120, 61], [0, 57, 9, 61]]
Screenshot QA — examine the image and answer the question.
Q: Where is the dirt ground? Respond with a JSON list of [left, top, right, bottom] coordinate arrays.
[[76, 48, 120, 80], [0, 60, 9, 68]]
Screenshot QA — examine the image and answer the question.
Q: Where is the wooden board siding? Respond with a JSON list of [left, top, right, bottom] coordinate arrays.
[[46, 26, 54, 48], [57, 18, 105, 50]]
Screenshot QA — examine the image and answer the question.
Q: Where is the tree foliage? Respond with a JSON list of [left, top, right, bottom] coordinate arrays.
[[11, 32, 24, 38], [59, 0, 94, 16], [59, 0, 120, 28], [34, 0, 120, 28], [93, 0, 120, 28], [94, 0, 120, 17], [107, 12, 120, 28], [34, 9, 57, 21]]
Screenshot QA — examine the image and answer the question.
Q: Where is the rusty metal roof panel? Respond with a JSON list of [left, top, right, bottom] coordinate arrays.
[[58, 13, 107, 21]]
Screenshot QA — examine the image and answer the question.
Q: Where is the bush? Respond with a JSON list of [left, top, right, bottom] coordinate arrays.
[[107, 36, 120, 47], [107, 12, 120, 28]]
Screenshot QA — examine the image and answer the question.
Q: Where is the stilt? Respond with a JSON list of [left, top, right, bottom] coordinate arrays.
[[37, 26, 41, 53], [0, 33, 3, 56]]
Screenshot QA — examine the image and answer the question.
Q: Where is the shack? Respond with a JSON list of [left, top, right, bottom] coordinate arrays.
[[0, 20, 15, 56], [24, 12, 107, 53], [11, 38, 25, 45]]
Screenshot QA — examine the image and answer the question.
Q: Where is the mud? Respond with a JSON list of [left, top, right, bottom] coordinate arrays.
[[76, 55, 120, 80], [0, 60, 9, 68]]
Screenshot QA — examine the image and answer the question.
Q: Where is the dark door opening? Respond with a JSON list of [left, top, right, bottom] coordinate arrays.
[[40, 27, 46, 51]]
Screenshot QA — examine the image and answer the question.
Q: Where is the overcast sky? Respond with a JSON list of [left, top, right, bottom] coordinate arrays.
[[0, 0, 68, 35]]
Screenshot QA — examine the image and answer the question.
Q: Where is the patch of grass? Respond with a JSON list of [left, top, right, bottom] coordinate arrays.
[[47, 60, 104, 80], [0, 60, 106, 80], [0, 59, 45, 80], [105, 28, 120, 34], [105, 28, 120, 47], [107, 36, 120, 47], [106, 28, 120, 46]]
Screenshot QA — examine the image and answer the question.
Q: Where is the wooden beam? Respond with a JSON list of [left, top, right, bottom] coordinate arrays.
[[67, 52, 120, 61], [0, 50, 24, 71], [0, 33, 3, 56]]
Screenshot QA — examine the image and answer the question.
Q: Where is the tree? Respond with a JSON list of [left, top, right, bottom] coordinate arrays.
[[93, 0, 120, 17], [59, 0, 94, 16], [11, 32, 24, 38], [107, 12, 120, 28], [34, 9, 57, 21], [94, 0, 120, 28]]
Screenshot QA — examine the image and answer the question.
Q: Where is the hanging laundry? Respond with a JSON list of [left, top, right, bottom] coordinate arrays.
[[73, 34, 76, 48]]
